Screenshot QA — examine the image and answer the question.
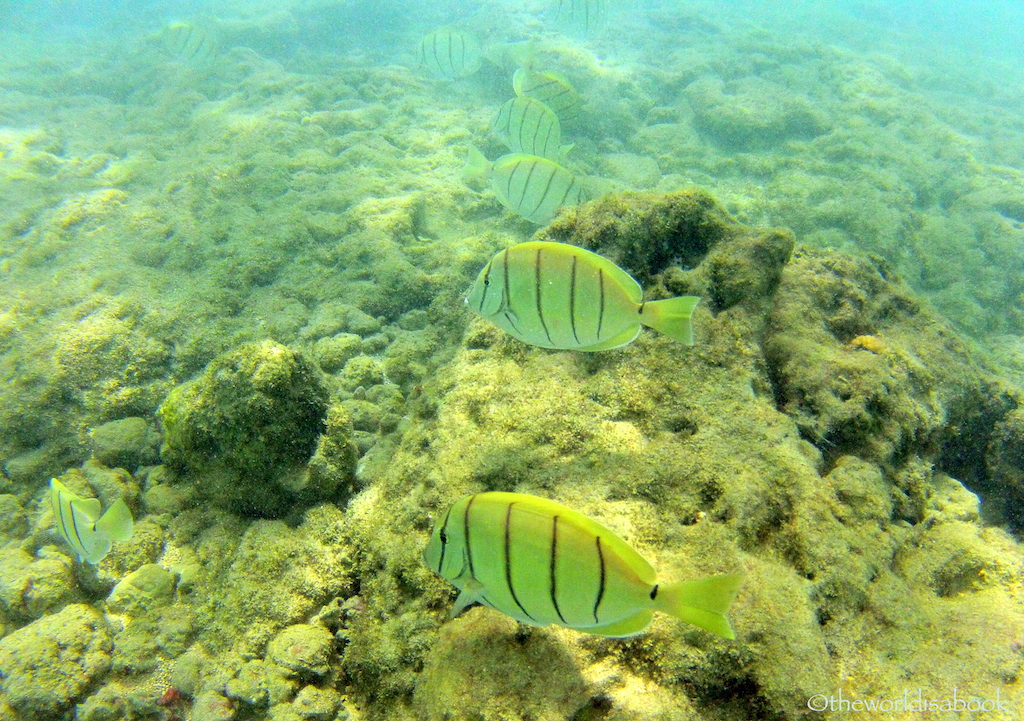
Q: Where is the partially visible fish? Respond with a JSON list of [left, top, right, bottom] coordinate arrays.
[[513, 68, 582, 120], [550, 0, 610, 37], [465, 240, 701, 350], [49, 478, 134, 564], [492, 97, 572, 161], [417, 28, 483, 80], [465, 146, 584, 225], [161, 21, 219, 65]]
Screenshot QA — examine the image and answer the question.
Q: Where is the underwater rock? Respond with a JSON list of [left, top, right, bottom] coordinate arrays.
[[192, 690, 236, 721], [311, 333, 363, 374], [0, 548, 78, 622], [287, 684, 343, 721], [89, 416, 160, 470], [338, 355, 385, 392], [539, 189, 794, 314], [0, 494, 28, 542], [0, 603, 113, 718], [267, 623, 335, 680], [105, 563, 176, 616], [685, 75, 830, 150], [158, 340, 331, 517], [226, 659, 297, 708], [412, 613, 590, 721]]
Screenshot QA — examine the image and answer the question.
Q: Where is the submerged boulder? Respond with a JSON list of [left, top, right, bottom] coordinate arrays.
[[158, 340, 351, 517]]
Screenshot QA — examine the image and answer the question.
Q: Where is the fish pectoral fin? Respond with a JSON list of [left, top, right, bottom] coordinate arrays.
[[450, 579, 485, 619], [95, 498, 134, 543]]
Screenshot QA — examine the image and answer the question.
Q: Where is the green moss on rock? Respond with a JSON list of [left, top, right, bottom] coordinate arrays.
[[158, 340, 330, 517]]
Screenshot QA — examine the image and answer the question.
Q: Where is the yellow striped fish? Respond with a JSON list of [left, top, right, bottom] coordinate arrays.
[[492, 97, 572, 161], [417, 29, 483, 80], [512, 68, 582, 120], [424, 492, 742, 638], [161, 21, 219, 65], [466, 241, 701, 350], [49, 478, 134, 564], [465, 147, 584, 225]]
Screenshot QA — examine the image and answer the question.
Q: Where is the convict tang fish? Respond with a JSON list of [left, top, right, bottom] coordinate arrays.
[[466, 241, 701, 350], [423, 492, 742, 638], [49, 478, 134, 564]]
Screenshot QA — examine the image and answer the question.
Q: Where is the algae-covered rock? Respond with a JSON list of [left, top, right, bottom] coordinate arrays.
[[267, 624, 335, 681], [0, 603, 113, 718], [158, 340, 331, 517], [89, 416, 160, 470], [0, 548, 79, 622], [105, 563, 176, 616], [413, 613, 590, 721]]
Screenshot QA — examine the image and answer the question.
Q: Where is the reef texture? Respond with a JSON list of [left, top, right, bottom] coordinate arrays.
[[331, 191, 1022, 720]]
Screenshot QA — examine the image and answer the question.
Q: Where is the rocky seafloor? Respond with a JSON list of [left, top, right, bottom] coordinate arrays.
[[1, 2, 1023, 720], [1, 191, 1022, 720]]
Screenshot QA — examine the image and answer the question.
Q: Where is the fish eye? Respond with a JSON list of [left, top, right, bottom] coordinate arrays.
[[439, 529, 448, 543], [483, 278, 490, 286]]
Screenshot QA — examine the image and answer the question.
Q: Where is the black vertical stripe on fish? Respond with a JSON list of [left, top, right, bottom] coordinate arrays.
[[596, 268, 606, 341], [500, 250, 522, 334], [436, 505, 454, 574], [549, 515, 567, 623], [534, 246, 553, 344], [650, 584, 659, 600], [516, 101, 530, 154], [517, 159, 540, 211], [504, 502, 536, 621], [526, 162, 558, 219], [68, 499, 87, 553], [593, 535, 606, 623], [476, 260, 493, 313], [463, 494, 477, 578], [553, 175, 578, 211], [455, 32, 464, 75], [569, 255, 580, 344]]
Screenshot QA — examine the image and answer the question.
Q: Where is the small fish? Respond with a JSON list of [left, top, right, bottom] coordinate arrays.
[[466, 241, 701, 350], [492, 97, 573, 161], [464, 147, 584, 225], [423, 492, 742, 638], [49, 478, 134, 564], [417, 29, 483, 80], [513, 68, 582, 120], [550, 0, 610, 37], [161, 21, 219, 65]]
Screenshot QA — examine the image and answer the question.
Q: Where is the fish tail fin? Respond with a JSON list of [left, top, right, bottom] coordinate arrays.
[[95, 498, 134, 543], [463, 145, 491, 186], [655, 573, 743, 639], [558, 143, 575, 162], [639, 296, 701, 345]]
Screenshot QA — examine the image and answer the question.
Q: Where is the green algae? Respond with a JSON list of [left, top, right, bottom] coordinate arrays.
[[158, 340, 335, 517]]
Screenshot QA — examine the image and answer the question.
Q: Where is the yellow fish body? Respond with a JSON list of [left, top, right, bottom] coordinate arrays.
[[466, 241, 701, 350], [465, 148, 584, 225], [417, 28, 483, 80], [492, 97, 572, 161], [424, 492, 742, 637], [49, 478, 134, 564], [512, 68, 582, 119]]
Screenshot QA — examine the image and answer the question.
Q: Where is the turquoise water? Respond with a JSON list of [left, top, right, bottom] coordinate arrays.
[[0, 2, 1022, 720]]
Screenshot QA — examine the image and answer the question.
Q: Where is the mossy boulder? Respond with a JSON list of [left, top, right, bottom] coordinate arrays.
[[158, 340, 333, 517]]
